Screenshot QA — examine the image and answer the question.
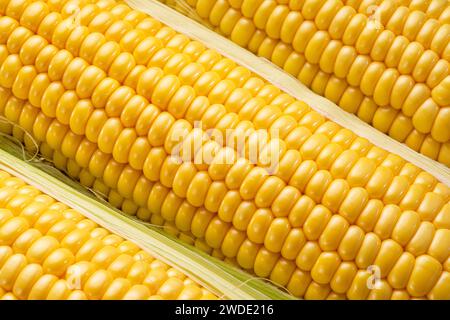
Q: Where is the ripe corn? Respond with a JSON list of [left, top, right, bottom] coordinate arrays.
[[0, 0, 448, 300], [166, 0, 450, 165], [0, 169, 217, 300], [342, 0, 450, 24]]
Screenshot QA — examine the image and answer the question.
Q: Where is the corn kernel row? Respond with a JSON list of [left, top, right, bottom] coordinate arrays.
[[193, 0, 446, 61], [177, 0, 450, 165], [0, 0, 448, 299], [214, 0, 445, 120], [343, 0, 450, 24], [218, 0, 449, 56], [0, 170, 217, 300], [200, 0, 449, 23]]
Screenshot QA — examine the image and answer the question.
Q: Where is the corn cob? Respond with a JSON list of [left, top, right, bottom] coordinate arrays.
[[0, 169, 217, 300], [168, 0, 450, 165], [0, 0, 448, 300]]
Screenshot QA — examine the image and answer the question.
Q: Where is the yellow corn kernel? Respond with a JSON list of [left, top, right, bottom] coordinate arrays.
[[407, 255, 442, 297]]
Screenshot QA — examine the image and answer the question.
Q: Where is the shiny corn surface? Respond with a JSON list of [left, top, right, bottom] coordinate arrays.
[[175, 0, 450, 165], [0, 170, 217, 300], [0, 0, 448, 300]]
